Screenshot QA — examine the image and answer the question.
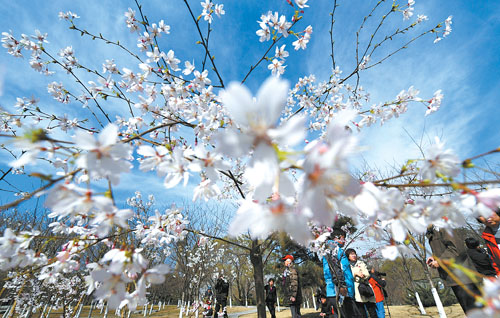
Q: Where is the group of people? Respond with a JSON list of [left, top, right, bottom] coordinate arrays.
[[263, 228, 387, 318], [426, 208, 500, 314], [273, 207, 500, 318], [263, 254, 306, 318], [317, 229, 387, 318], [204, 209, 500, 318], [202, 275, 230, 318]]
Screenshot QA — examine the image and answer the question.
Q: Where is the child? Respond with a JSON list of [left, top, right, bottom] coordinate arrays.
[[202, 298, 213, 318], [319, 293, 329, 318]]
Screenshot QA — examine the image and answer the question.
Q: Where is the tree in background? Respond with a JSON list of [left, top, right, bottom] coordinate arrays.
[[404, 280, 457, 307]]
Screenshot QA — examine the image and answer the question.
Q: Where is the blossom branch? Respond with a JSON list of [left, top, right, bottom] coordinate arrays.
[[133, 0, 173, 76], [329, 0, 339, 71], [376, 179, 500, 188], [185, 228, 251, 251], [40, 48, 111, 127], [68, 24, 144, 62], [0, 169, 81, 212], [183, 0, 225, 88], [73, 63, 136, 118], [241, 18, 300, 84], [359, 0, 392, 61], [463, 147, 500, 163], [363, 29, 434, 70], [202, 22, 212, 71], [372, 172, 417, 184]]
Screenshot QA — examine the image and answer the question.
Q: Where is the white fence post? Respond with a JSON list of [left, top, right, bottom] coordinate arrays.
[[87, 302, 94, 318], [1, 304, 14, 318], [75, 303, 83, 318], [46, 306, 53, 318], [311, 287, 316, 310], [40, 304, 48, 318], [430, 288, 447, 318]]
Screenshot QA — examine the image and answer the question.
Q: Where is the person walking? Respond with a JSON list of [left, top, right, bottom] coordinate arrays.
[[264, 278, 277, 318], [203, 286, 214, 318], [282, 255, 302, 318]]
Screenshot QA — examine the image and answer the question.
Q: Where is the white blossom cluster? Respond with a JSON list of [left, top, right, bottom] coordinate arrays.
[[0, 0, 497, 315]]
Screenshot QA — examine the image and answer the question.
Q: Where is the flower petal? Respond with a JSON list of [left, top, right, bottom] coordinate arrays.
[[221, 82, 254, 127], [256, 77, 289, 126]]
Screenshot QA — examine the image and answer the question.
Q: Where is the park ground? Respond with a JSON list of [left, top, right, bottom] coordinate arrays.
[[42, 304, 466, 318], [238, 305, 466, 318]]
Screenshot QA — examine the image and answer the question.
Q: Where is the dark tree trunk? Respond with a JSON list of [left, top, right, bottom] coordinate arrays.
[[250, 240, 266, 318]]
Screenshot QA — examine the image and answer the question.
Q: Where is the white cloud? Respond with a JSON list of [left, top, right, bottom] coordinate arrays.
[[0, 65, 4, 97]]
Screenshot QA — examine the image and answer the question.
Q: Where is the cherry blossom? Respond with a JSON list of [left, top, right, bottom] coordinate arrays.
[[229, 198, 312, 245], [193, 179, 221, 202], [75, 124, 133, 184], [256, 23, 270, 42], [294, 0, 309, 9], [419, 137, 460, 182], [268, 58, 286, 77], [124, 8, 139, 33], [402, 0, 415, 20], [137, 145, 169, 171], [58, 11, 80, 21], [214, 4, 225, 18], [216, 77, 305, 201], [275, 45, 289, 61], [299, 119, 361, 225], [183, 60, 195, 75]]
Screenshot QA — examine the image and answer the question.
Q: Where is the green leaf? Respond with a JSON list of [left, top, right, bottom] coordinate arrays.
[[462, 159, 474, 168], [24, 128, 49, 143], [29, 172, 53, 181]]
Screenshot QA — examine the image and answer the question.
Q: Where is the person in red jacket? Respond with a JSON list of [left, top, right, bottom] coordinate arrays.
[[477, 209, 500, 276], [368, 268, 386, 318]]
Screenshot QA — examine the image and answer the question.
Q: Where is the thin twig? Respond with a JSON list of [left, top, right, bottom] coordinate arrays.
[[185, 228, 251, 251], [41, 49, 110, 127], [241, 19, 300, 84], [329, 0, 339, 71], [375, 179, 500, 188], [0, 169, 82, 212], [183, 0, 225, 88]]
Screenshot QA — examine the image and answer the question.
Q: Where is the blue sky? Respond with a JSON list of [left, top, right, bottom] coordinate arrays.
[[0, 0, 499, 214]]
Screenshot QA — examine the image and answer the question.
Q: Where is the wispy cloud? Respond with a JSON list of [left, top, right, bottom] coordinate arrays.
[[302, 0, 500, 171]]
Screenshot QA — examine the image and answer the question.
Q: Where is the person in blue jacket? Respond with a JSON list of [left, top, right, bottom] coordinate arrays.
[[323, 229, 365, 318], [322, 248, 346, 318]]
